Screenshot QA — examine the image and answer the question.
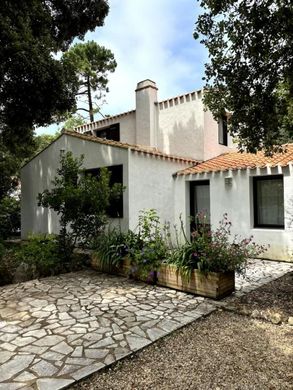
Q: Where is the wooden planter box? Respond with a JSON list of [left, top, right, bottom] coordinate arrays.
[[91, 254, 235, 299], [91, 254, 132, 277], [157, 264, 235, 299], [90, 253, 118, 274]]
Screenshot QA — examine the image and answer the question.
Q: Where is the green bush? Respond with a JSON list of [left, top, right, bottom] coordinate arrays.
[[0, 243, 20, 285], [167, 213, 267, 277], [15, 234, 61, 278], [94, 229, 130, 269], [38, 152, 123, 259], [0, 196, 20, 240]]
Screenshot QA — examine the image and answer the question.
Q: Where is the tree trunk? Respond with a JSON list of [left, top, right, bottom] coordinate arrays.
[[87, 76, 94, 122]]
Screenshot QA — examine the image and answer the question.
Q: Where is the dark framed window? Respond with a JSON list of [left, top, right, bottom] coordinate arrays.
[[86, 165, 123, 218], [218, 115, 228, 146], [190, 180, 210, 232], [253, 175, 284, 228], [95, 123, 120, 141]]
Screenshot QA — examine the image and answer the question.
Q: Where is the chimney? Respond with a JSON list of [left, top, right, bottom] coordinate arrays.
[[135, 79, 158, 147]]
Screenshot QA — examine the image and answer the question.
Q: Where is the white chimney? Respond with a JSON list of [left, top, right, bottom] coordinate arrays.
[[135, 79, 158, 147]]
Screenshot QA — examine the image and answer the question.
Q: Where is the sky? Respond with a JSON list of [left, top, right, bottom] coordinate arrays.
[[36, 0, 207, 135]]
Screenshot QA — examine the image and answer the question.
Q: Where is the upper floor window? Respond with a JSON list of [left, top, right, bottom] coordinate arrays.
[[218, 115, 228, 146], [86, 164, 123, 218], [253, 175, 284, 229], [95, 123, 120, 142]]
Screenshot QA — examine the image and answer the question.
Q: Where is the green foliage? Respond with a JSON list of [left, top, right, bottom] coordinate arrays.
[[32, 133, 60, 156], [15, 234, 61, 278], [0, 142, 21, 200], [129, 210, 169, 282], [0, 1, 109, 153], [94, 229, 130, 270], [60, 114, 86, 131], [63, 41, 117, 121], [0, 243, 20, 286], [0, 196, 20, 240], [38, 152, 123, 259], [0, 1, 109, 203], [168, 213, 267, 277], [195, 0, 293, 153]]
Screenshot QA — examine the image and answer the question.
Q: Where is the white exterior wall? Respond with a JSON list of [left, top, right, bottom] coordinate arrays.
[[21, 134, 130, 238], [75, 112, 136, 145], [157, 92, 205, 160], [203, 110, 235, 160], [127, 152, 187, 231], [95, 112, 136, 144], [174, 167, 293, 261]]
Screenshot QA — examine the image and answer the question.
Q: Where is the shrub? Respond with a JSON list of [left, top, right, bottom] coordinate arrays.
[[130, 209, 169, 282], [15, 234, 61, 278], [38, 152, 123, 259], [167, 213, 267, 277], [0, 243, 21, 285], [94, 229, 130, 269], [0, 196, 20, 240]]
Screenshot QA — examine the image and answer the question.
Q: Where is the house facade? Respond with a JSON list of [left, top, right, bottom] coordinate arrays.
[[21, 80, 293, 261]]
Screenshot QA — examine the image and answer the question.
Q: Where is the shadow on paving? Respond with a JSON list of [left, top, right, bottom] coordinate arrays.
[[70, 272, 293, 390]]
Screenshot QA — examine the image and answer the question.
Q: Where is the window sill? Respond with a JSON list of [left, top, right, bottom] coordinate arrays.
[[252, 226, 285, 231]]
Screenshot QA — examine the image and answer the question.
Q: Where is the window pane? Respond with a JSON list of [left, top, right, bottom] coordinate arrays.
[[191, 184, 210, 223], [218, 116, 228, 146], [256, 178, 284, 226]]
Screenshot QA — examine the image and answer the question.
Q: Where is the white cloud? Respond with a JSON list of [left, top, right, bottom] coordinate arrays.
[[86, 0, 207, 116], [36, 0, 207, 134]]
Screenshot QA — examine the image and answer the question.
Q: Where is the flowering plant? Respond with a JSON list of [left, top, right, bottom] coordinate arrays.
[[168, 213, 267, 277], [196, 214, 267, 274]]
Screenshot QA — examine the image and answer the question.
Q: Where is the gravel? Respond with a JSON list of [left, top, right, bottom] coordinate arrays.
[[227, 272, 293, 322], [70, 273, 293, 390]]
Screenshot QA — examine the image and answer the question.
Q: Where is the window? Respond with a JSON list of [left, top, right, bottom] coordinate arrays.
[[86, 165, 123, 218], [253, 175, 284, 228], [190, 181, 210, 232], [95, 123, 120, 141], [218, 115, 228, 146]]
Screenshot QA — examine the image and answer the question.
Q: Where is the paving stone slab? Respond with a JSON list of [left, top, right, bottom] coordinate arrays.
[[0, 259, 291, 390]]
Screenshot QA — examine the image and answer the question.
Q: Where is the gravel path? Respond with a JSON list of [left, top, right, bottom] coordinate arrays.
[[71, 273, 293, 390]]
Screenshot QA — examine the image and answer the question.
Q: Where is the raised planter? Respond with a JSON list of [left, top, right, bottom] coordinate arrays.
[[91, 254, 132, 277], [90, 252, 118, 274], [157, 264, 235, 299], [91, 254, 235, 299]]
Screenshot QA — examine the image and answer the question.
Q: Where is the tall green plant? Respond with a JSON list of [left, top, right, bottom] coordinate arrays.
[[38, 152, 122, 259]]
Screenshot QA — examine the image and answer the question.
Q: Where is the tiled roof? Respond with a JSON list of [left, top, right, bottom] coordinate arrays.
[[177, 144, 293, 176], [64, 130, 199, 164]]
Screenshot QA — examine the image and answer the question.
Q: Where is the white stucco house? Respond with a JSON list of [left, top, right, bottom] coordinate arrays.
[[21, 80, 293, 261]]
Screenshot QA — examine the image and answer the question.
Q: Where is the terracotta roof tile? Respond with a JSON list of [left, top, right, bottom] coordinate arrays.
[[177, 144, 293, 175], [64, 130, 199, 164]]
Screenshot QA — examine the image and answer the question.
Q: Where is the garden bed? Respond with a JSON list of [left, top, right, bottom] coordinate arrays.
[[157, 264, 235, 299], [91, 255, 235, 299]]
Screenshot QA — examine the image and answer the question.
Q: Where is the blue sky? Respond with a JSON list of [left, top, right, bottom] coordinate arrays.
[[37, 0, 207, 135]]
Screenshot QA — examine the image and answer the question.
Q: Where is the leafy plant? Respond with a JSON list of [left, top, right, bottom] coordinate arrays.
[[0, 196, 20, 240], [167, 213, 267, 278], [38, 151, 123, 260], [130, 209, 169, 282], [15, 234, 61, 278], [196, 214, 267, 274], [93, 229, 130, 270]]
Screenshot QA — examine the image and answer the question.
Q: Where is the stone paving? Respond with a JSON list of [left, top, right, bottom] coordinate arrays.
[[0, 259, 292, 390]]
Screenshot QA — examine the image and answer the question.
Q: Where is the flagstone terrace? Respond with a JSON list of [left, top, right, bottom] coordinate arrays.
[[0, 259, 292, 390]]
